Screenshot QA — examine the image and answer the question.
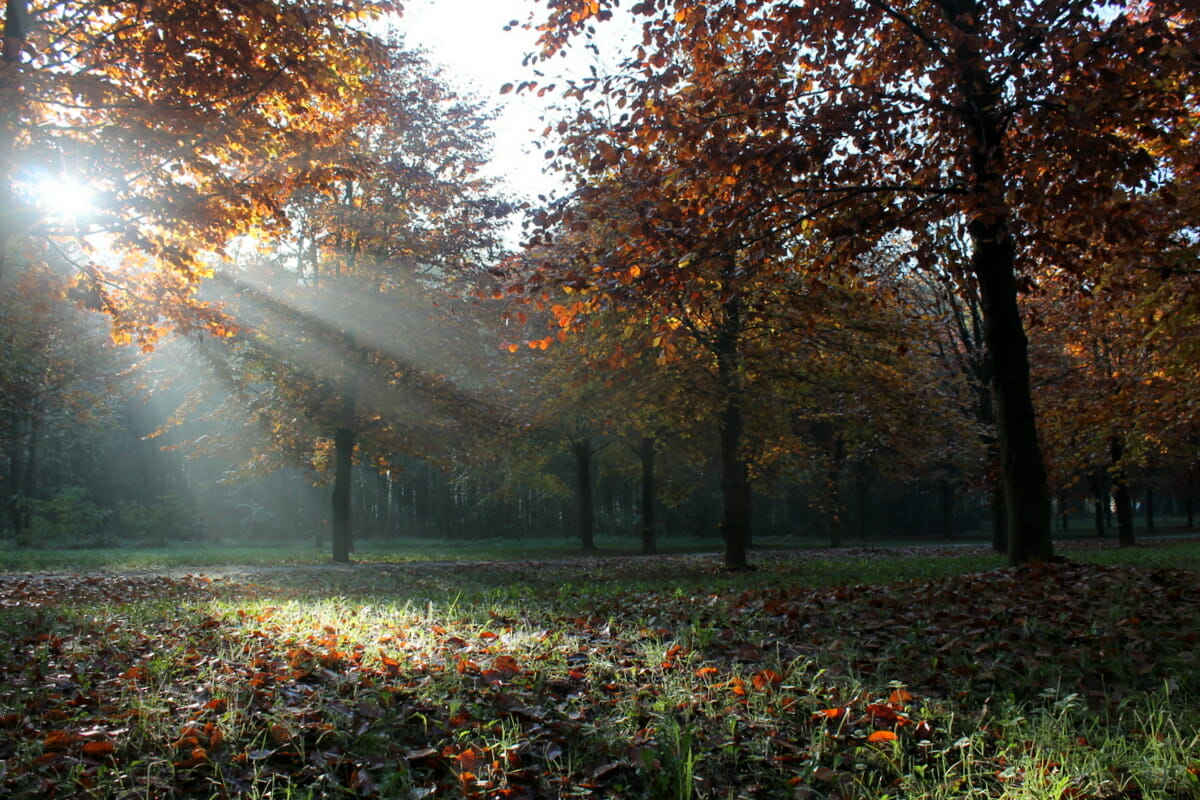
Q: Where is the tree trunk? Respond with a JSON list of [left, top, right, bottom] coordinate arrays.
[[714, 268, 751, 570], [941, 478, 955, 540], [812, 424, 845, 548], [1110, 439, 1134, 547], [571, 437, 595, 551], [15, 412, 37, 546], [718, 395, 751, 568], [853, 467, 868, 544], [1113, 478, 1134, 547], [944, 0, 1053, 564], [1145, 487, 1154, 534], [1090, 469, 1108, 537], [331, 424, 354, 563], [637, 435, 656, 555], [990, 479, 1007, 553]]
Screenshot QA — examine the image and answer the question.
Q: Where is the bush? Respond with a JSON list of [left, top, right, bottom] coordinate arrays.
[[31, 487, 108, 547], [112, 495, 203, 545]]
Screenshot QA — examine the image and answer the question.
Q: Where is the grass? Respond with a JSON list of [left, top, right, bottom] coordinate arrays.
[[0, 539, 1197, 798]]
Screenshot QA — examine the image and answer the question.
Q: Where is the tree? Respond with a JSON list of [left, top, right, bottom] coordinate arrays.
[[2, 0, 397, 344], [529, 0, 1199, 564], [183, 42, 512, 561], [1033, 262, 1200, 547]]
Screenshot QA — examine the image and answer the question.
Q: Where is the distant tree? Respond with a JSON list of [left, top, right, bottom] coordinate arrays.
[[0, 276, 137, 542], [186, 44, 511, 562]]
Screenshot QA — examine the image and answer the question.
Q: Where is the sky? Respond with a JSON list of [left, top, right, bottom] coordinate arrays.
[[396, 0, 568, 201]]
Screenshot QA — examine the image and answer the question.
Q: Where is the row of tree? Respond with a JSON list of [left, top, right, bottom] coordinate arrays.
[[1, 1, 1197, 567]]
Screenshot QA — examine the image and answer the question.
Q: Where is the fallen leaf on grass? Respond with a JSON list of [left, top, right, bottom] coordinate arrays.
[[81, 740, 115, 757]]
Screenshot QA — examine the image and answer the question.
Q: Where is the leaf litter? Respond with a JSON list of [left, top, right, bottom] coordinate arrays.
[[0, 547, 1198, 798]]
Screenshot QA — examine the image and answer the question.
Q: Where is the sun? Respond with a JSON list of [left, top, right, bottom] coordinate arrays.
[[33, 175, 97, 224]]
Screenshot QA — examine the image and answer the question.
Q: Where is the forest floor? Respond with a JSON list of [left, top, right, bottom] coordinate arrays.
[[0, 540, 1198, 799]]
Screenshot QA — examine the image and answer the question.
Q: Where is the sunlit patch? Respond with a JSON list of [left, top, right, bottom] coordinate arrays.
[[32, 175, 97, 222]]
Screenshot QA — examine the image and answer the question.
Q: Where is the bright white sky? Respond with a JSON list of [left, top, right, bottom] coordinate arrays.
[[397, 0, 566, 201]]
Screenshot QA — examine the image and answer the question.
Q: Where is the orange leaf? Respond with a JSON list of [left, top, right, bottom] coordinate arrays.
[[868, 730, 898, 743], [458, 747, 485, 772], [888, 688, 914, 707], [694, 666, 719, 678], [82, 740, 115, 757], [173, 746, 209, 769], [43, 730, 76, 750], [814, 708, 845, 720], [493, 654, 520, 674], [752, 669, 783, 690]]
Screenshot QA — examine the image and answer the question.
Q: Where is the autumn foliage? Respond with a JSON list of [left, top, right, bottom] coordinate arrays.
[[521, 0, 1200, 565]]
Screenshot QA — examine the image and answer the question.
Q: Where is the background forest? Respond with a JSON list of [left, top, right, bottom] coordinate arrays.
[[1, 0, 1198, 565]]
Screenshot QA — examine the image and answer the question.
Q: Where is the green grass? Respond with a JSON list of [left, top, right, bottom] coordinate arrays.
[[0, 540, 1197, 798]]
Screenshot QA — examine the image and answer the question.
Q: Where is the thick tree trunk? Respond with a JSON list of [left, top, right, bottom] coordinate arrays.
[[719, 396, 751, 568], [331, 425, 354, 563], [945, 0, 1053, 564], [571, 437, 595, 551], [637, 435, 656, 555], [977, 238, 1053, 563]]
